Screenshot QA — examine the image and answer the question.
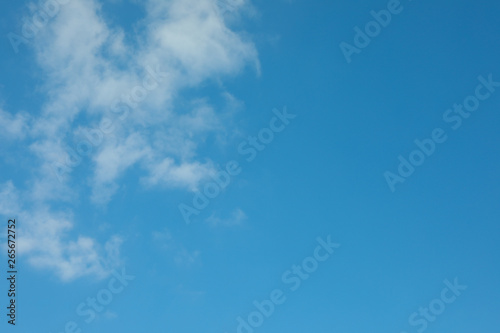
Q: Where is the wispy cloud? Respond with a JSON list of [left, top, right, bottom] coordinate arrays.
[[0, 109, 30, 140], [206, 207, 247, 227], [0, 182, 124, 281], [0, 0, 258, 281]]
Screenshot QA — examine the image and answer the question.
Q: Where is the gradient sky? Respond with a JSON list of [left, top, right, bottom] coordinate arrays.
[[1, 0, 500, 332]]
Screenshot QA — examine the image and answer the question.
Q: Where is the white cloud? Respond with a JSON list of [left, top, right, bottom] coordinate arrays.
[[2, 0, 258, 281], [29, 0, 258, 201], [0, 181, 21, 216], [142, 158, 215, 191], [0, 182, 122, 282], [20, 208, 124, 282], [0, 109, 30, 140], [142, 0, 259, 82], [91, 132, 152, 204], [178, 103, 222, 136], [206, 207, 247, 227]]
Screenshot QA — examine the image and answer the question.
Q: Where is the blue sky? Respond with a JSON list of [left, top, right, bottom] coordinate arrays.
[[1, 0, 500, 332]]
